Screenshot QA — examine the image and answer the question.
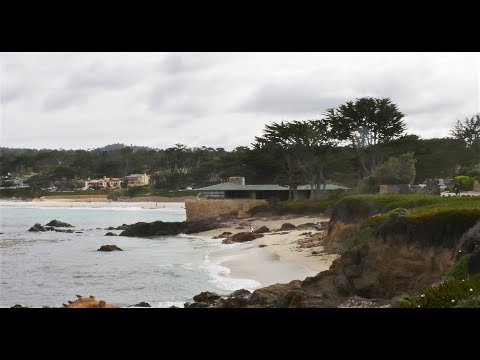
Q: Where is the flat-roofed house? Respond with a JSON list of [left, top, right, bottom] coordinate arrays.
[[197, 182, 291, 201]]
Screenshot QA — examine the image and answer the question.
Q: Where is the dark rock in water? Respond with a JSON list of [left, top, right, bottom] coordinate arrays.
[[296, 223, 316, 230], [105, 232, 117, 236], [193, 291, 221, 303], [279, 223, 296, 231], [96, 228, 102, 230], [64, 229, 74, 233], [229, 289, 252, 299], [119, 220, 220, 237], [170, 305, 179, 308], [97, 245, 123, 252], [311, 250, 319, 255], [29, 223, 46, 232], [222, 232, 264, 244], [11, 304, 26, 308], [259, 244, 267, 248], [186, 302, 209, 308], [254, 226, 270, 234], [213, 231, 233, 239], [105, 225, 129, 230], [75, 232, 83, 234], [46, 220, 73, 227], [44, 226, 55, 231], [129, 301, 151, 307]]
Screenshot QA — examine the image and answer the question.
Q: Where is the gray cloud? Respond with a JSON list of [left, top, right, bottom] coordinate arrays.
[[236, 83, 349, 115], [43, 89, 89, 111], [1, 84, 24, 104], [66, 63, 141, 90], [1, 52, 478, 150]]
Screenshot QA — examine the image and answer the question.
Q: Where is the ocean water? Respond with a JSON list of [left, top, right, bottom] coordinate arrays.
[[0, 201, 260, 308]]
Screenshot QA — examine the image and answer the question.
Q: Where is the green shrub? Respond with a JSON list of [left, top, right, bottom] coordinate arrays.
[[388, 207, 409, 219], [446, 255, 471, 280], [398, 275, 480, 308], [372, 152, 416, 185], [454, 176, 475, 191], [358, 175, 379, 194], [107, 190, 122, 201], [351, 227, 375, 247]]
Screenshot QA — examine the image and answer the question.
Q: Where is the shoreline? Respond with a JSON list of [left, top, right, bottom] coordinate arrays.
[[192, 215, 339, 289], [0, 195, 195, 203]]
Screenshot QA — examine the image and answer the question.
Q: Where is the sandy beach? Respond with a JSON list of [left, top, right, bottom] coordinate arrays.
[[192, 215, 339, 288]]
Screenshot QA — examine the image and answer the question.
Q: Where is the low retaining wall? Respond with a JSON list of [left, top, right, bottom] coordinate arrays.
[[185, 199, 268, 221]]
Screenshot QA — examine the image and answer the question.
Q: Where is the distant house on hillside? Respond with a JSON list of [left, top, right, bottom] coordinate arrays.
[[196, 177, 349, 200], [85, 176, 123, 190], [126, 173, 150, 187]]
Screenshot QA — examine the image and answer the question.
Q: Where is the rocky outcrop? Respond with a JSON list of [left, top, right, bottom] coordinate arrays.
[[212, 231, 232, 239], [46, 220, 73, 227], [254, 226, 270, 233], [279, 223, 296, 231], [29, 223, 46, 232], [458, 220, 480, 275], [105, 224, 129, 231], [193, 291, 221, 303], [62, 296, 120, 308], [323, 222, 361, 255], [129, 302, 151, 307], [105, 232, 117, 236], [119, 220, 220, 237], [222, 232, 264, 244], [98, 245, 123, 251], [296, 223, 316, 230], [29, 222, 75, 232], [185, 289, 252, 308]]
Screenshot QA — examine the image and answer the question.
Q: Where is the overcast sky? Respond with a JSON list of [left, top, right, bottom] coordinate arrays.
[[1, 52, 479, 150]]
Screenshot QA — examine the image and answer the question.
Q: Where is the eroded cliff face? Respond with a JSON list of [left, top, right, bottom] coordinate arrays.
[[191, 216, 479, 308], [323, 222, 361, 255]]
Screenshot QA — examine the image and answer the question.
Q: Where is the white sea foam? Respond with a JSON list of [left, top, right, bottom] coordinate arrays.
[[200, 254, 261, 292], [156, 301, 186, 308]]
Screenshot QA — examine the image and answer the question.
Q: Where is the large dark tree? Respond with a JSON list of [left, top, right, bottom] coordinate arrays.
[[450, 114, 480, 147], [254, 120, 335, 201], [254, 121, 306, 201], [297, 120, 337, 200], [324, 97, 406, 179]]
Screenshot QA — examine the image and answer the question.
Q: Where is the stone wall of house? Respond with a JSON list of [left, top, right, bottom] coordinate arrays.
[[185, 199, 268, 221], [474, 180, 480, 192], [379, 184, 411, 194], [379, 184, 440, 195]]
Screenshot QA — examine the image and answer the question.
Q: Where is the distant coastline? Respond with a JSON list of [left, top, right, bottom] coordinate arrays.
[[0, 195, 197, 203]]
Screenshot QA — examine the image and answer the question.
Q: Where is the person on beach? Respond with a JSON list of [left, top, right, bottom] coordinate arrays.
[[314, 222, 321, 231], [250, 226, 254, 233], [454, 183, 461, 196]]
